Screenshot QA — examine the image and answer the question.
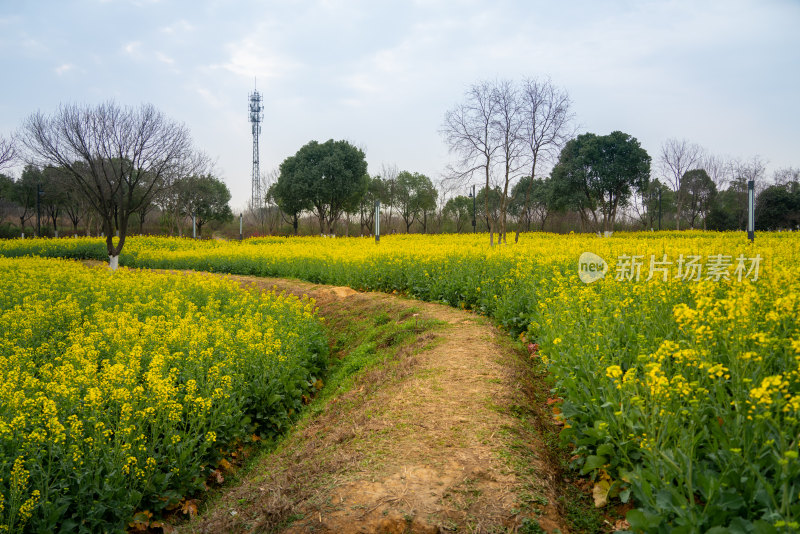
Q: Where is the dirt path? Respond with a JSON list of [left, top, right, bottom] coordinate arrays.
[[182, 275, 571, 534]]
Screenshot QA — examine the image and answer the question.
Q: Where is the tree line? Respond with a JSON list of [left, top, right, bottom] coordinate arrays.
[[262, 77, 798, 239], [1, 84, 798, 264], [0, 102, 233, 267]]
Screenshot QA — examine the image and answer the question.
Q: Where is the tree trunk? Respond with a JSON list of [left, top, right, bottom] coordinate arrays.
[[484, 164, 493, 247], [105, 216, 127, 271], [318, 212, 326, 235]]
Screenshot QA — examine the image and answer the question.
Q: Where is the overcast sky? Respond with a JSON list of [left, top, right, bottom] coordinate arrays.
[[1, 0, 798, 209]]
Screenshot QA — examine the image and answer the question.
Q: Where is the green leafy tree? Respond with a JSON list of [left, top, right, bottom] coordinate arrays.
[[394, 171, 437, 232], [706, 188, 743, 231], [41, 166, 75, 236], [641, 179, 676, 229], [356, 176, 389, 235], [443, 195, 473, 233], [276, 139, 368, 235], [13, 165, 41, 234], [271, 159, 312, 234], [725, 176, 751, 230], [176, 174, 233, 237], [0, 173, 14, 225], [679, 169, 716, 229], [756, 183, 800, 230], [418, 182, 438, 233], [509, 176, 553, 231], [551, 131, 651, 233]]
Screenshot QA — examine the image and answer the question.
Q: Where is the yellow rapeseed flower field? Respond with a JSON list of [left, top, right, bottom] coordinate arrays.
[[1, 231, 799, 530], [0, 257, 326, 533]]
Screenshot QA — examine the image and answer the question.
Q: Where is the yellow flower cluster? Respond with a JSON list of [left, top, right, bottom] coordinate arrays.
[[0, 256, 326, 531]]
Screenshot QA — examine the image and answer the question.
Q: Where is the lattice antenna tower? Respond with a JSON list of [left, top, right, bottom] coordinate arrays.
[[248, 80, 264, 207]]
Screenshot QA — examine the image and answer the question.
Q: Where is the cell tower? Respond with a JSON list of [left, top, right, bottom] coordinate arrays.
[[248, 81, 264, 207]]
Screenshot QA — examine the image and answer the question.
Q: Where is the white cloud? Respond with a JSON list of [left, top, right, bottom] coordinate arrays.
[[156, 52, 174, 65], [55, 63, 74, 75], [195, 87, 224, 108], [20, 35, 48, 54], [160, 19, 194, 35], [123, 41, 142, 58], [212, 35, 300, 81]]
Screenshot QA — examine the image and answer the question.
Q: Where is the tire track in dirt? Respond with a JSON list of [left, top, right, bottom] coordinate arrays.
[[182, 275, 570, 534]]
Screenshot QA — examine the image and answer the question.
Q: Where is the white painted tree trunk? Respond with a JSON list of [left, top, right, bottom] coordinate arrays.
[[109, 255, 119, 271]]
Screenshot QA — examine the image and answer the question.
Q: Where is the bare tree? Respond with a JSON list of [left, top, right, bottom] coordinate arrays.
[[261, 168, 283, 234], [773, 166, 800, 186], [62, 176, 91, 235], [441, 81, 500, 246], [725, 156, 767, 229], [491, 80, 526, 244], [702, 153, 732, 191], [659, 138, 704, 230], [515, 77, 575, 242], [246, 168, 283, 236], [735, 156, 767, 192], [19, 101, 197, 268], [0, 135, 15, 170]]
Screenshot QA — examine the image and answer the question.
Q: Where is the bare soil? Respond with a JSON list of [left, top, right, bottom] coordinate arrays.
[[180, 275, 571, 534]]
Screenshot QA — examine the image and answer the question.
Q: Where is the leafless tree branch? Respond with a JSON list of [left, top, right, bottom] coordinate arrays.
[[659, 138, 704, 230], [0, 135, 16, 170], [18, 101, 195, 264]]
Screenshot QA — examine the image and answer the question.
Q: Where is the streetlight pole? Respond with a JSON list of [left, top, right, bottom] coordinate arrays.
[[747, 180, 755, 242], [469, 184, 476, 233]]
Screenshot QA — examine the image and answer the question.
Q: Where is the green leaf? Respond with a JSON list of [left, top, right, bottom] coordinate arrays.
[[751, 520, 779, 534], [716, 489, 745, 511], [727, 517, 754, 534], [626, 508, 661, 530], [580, 455, 607, 474], [655, 488, 676, 509], [596, 443, 615, 457]]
